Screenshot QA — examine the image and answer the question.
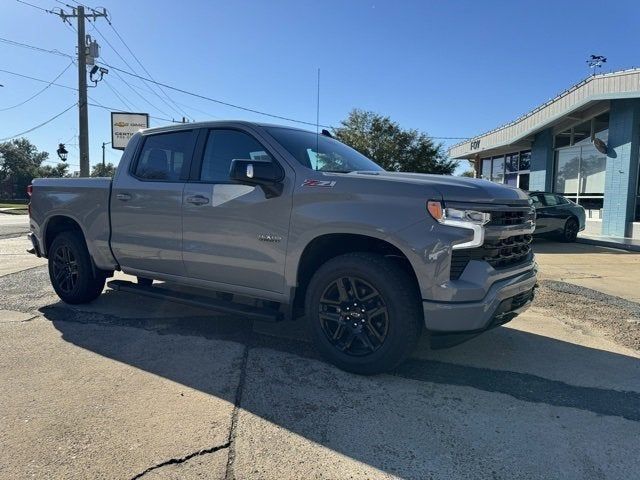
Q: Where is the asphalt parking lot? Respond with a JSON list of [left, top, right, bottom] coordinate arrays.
[[1, 216, 639, 479]]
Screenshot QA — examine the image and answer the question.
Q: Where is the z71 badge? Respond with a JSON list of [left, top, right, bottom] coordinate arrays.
[[302, 179, 337, 187]]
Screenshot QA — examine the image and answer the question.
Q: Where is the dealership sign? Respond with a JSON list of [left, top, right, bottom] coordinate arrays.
[[111, 112, 149, 150]]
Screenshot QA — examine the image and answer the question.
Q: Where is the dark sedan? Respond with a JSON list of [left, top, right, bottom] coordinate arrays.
[[529, 192, 586, 242]]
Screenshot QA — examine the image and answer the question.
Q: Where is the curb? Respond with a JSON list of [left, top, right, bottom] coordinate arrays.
[[576, 236, 640, 253]]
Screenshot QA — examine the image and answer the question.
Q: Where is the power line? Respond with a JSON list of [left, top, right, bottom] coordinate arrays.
[[0, 61, 74, 112], [87, 101, 177, 124], [0, 36, 73, 59], [105, 19, 192, 120], [103, 61, 171, 117], [0, 103, 76, 142], [101, 76, 136, 111], [98, 61, 331, 128], [0, 65, 170, 123], [1, 35, 470, 138], [15, 0, 53, 13], [0, 67, 76, 91], [88, 20, 184, 119]]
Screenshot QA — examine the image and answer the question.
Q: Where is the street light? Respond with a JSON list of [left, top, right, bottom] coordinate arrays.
[[102, 141, 111, 167], [56, 144, 68, 162]]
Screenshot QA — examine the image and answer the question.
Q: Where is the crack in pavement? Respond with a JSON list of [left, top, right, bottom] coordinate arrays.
[[224, 344, 250, 480], [126, 344, 251, 480], [128, 442, 231, 480]]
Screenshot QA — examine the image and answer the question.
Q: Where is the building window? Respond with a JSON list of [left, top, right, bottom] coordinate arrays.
[[554, 144, 606, 213], [519, 151, 531, 171], [491, 156, 504, 183], [553, 113, 609, 216], [505, 153, 519, 173], [481, 158, 492, 179], [480, 151, 530, 188]]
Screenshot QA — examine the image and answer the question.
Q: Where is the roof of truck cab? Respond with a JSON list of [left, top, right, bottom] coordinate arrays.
[[139, 120, 313, 135]]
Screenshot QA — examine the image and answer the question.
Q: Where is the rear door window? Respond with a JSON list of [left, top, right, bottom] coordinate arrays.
[[134, 131, 192, 181]]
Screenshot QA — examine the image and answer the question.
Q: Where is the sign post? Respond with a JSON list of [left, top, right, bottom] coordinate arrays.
[[111, 112, 149, 150]]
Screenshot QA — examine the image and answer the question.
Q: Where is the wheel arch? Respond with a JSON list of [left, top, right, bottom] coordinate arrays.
[[292, 233, 420, 315], [43, 215, 86, 256]]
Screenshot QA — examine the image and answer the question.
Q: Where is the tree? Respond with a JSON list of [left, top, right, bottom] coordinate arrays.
[[91, 162, 116, 177], [39, 163, 69, 178], [459, 170, 476, 178], [333, 109, 457, 175], [0, 138, 49, 199]]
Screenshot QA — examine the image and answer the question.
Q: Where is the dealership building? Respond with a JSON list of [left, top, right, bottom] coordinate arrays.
[[449, 68, 640, 239]]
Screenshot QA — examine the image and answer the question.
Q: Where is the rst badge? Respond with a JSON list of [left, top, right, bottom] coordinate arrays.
[[302, 179, 337, 187]]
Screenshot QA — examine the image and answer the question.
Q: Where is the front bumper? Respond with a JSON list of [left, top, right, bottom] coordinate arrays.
[[423, 265, 537, 347]]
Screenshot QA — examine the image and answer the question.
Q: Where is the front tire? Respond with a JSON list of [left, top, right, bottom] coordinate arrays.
[[305, 252, 421, 375], [560, 217, 579, 242], [48, 231, 106, 304]]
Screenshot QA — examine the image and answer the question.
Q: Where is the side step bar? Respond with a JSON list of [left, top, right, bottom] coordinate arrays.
[[107, 280, 283, 323]]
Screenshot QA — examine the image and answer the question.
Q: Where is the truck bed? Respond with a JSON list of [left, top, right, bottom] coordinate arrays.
[[30, 177, 116, 269]]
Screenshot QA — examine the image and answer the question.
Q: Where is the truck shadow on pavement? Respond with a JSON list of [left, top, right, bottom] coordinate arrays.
[[38, 290, 640, 478]]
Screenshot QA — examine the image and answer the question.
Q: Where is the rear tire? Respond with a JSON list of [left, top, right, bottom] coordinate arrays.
[[48, 231, 106, 304], [305, 252, 422, 375], [560, 217, 579, 242]]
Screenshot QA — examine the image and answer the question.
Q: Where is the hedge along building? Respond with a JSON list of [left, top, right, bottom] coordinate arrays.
[[449, 68, 640, 239]]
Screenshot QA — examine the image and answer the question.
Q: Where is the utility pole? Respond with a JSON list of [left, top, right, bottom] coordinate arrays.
[[76, 6, 89, 177], [54, 6, 108, 177]]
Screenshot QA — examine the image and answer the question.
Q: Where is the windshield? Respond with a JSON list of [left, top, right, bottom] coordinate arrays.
[[267, 127, 384, 173]]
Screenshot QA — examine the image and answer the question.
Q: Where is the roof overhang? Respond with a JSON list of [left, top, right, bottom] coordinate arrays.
[[449, 69, 640, 160]]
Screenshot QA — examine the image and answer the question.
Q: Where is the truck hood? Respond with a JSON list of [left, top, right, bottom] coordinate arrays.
[[351, 171, 530, 206]]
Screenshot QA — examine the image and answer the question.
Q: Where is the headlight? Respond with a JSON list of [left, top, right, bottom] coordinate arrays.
[[427, 201, 491, 249]]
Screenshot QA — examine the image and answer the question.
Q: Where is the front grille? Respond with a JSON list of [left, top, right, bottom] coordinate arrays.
[[487, 210, 529, 226], [450, 234, 533, 280]]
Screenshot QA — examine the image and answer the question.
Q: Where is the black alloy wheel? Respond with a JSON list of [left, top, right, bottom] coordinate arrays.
[[51, 244, 79, 295], [305, 252, 422, 375], [562, 218, 579, 242], [318, 276, 389, 356], [48, 231, 107, 304]]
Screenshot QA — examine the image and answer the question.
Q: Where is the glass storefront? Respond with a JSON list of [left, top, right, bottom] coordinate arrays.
[[553, 113, 608, 212], [480, 150, 531, 190]]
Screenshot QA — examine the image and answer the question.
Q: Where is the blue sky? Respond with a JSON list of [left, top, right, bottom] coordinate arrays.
[[2, 0, 640, 174]]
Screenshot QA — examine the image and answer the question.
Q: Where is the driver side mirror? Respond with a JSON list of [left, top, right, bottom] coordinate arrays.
[[229, 159, 283, 198]]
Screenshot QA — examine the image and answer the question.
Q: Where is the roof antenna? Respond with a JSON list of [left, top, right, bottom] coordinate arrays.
[[315, 67, 320, 170]]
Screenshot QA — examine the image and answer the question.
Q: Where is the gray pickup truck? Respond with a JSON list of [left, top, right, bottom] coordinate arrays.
[[28, 121, 537, 374]]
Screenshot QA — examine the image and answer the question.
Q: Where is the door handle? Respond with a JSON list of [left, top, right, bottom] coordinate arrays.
[[116, 193, 131, 201], [186, 194, 210, 206]]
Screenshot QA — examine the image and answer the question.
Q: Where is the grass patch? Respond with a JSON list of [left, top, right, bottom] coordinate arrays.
[[0, 203, 28, 214], [0, 199, 28, 206]]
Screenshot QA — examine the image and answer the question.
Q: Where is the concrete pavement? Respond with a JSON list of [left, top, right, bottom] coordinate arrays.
[[1, 235, 639, 479], [0, 214, 29, 238], [533, 238, 640, 303]]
